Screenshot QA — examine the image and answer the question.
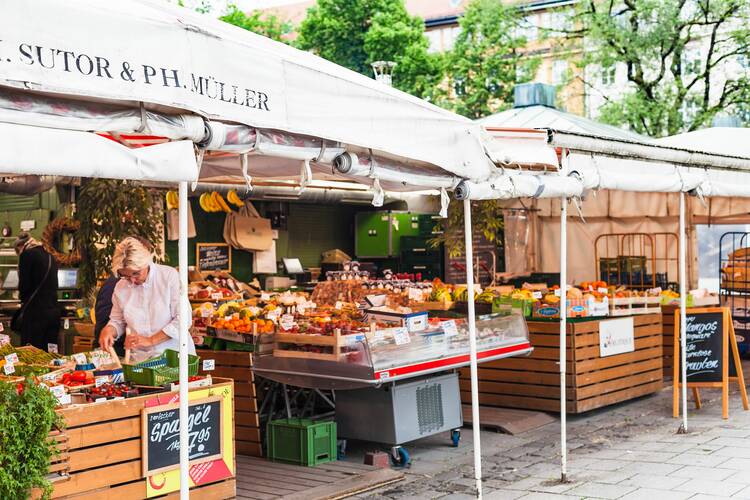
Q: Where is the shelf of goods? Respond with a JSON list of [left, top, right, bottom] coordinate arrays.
[[198, 350, 262, 457], [43, 379, 236, 499], [459, 313, 663, 413]]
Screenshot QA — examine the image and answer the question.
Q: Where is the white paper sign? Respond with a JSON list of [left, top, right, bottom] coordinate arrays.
[[280, 314, 295, 331], [50, 385, 65, 399], [203, 359, 215, 371], [58, 393, 72, 405], [72, 353, 87, 364], [392, 327, 411, 345], [5, 353, 18, 365], [42, 372, 57, 382], [554, 289, 561, 297], [408, 288, 422, 301], [440, 320, 459, 338], [95, 376, 108, 388], [47, 343, 58, 354], [598, 287, 609, 294], [532, 291, 543, 299], [334, 301, 344, 310], [261, 293, 271, 302], [63, 318, 70, 329], [3, 362, 15, 375], [211, 293, 223, 300], [0, 322, 5, 333], [266, 309, 281, 321], [599, 317, 635, 357], [0, 334, 7, 347]]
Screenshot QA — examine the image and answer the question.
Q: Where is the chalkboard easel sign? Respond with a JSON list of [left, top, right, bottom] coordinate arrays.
[[196, 243, 231, 273], [673, 307, 749, 420], [141, 396, 224, 475]]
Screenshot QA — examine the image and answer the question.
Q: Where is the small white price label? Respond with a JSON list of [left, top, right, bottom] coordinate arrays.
[[202, 359, 215, 371], [42, 372, 57, 382], [280, 314, 295, 331], [345, 334, 365, 346], [211, 293, 223, 300], [261, 292, 271, 302], [95, 376, 108, 388], [440, 320, 459, 338], [5, 353, 18, 365], [50, 385, 65, 399], [47, 343, 58, 354], [408, 288, 421, 300], [0, 334, 7, 346], [3, 362, 15, 375], [532, 291, 543, 299], [554, 289, 562, 297], [63, 318, 70, 329], [72, 353, 87, 364], [334, 301, 344, 310], [392, 327, 411, 345], [58, 393, 72, 405], [598, 287, 608, 294], [95, 397, 107, 403], [113, 396, 125, 401], [200, 308, 211, 318], [266, 309, 281, 321]]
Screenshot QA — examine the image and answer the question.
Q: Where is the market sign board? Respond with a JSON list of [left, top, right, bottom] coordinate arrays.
[[196, 243, 231, 272], [142, 396, 223, 476], [142, 383, 234, 497], [599, 317, 634, 357]]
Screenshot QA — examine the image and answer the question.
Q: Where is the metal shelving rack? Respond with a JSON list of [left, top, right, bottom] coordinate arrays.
[[719, 231, 750, 355]]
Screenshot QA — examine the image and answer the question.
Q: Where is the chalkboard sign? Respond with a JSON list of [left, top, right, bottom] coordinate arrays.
[[197, 243, 231, 272], [142, 396, 224, 475]]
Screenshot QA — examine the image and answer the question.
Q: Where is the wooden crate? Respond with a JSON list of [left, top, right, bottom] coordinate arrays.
[[72, 336, 94, 354], [273, 329, 347, 362], [199, 350, 262, 457], [43, 379, 236, 499], [610, 296, 661, 317], [459, 313, 664, 413], [662, 304, 677, 378]]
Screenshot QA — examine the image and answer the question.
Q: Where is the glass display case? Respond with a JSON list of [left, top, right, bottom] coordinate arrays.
[[253, 313, 532, 389]]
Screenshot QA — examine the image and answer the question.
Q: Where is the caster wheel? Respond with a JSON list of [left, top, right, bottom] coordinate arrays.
[[337, 439, 347, 460], [389, 446, 411, 468], [451, 429, 461, 447]]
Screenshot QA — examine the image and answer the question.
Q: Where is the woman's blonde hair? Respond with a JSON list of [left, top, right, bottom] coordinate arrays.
[[111, 236, 153, 274]]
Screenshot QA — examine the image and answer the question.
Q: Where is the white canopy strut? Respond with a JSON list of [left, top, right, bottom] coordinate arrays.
[[559, 152, 569, 482]]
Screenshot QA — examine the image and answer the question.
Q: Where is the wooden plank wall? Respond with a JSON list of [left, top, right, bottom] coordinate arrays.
[[199, 350, 262, 457], [662, 305, 677, 378], [47, 381, 235, 499], [459, 314, 664, 413]]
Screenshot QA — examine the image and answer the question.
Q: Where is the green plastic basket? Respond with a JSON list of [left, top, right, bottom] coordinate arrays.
[[123, 349, 199, 386], [267, 418, 337, 467]]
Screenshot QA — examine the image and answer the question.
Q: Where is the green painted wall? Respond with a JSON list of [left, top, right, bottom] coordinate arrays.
[[164, 199, 356, 281]]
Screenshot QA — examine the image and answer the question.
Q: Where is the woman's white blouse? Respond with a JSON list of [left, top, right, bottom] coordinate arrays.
[[106, 263, 195, 357]]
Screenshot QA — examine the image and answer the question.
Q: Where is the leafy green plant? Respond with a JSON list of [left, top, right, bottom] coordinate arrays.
[[0, 381, 62, 500], [220, 4, 292, 42], [76, 179, 164, 295], [430, 200, 504, 258]]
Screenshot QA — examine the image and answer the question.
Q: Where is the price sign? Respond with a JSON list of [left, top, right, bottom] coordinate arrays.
[[64, 318, 70, 329], [47, 343, 58, 354], [200, 308, 211, 318], [72, 353, 87, 364], [95, 397, 107, 403], [211, 293, 223, 301], [280, 314, 295, 331], [58, 393, 71, 405], [345, 334, 366, 346], [42, 372, 57, 382], [408, 288, 422, 300], [95, 376, 108, 388], [202, 359, 215, 371], [598, 287, 609, 294], [50, 384, 65, 400], [3, 362, 15, 375], [266, 309, 281, 321], [554, 289, 562, 297], [334, 301, 344, 310], [261, 292, 271, 302], [392, 327, 411, 345], [441, 320, 459, 338], [532, 291, 543, 299], [5, 353, 18, 365]]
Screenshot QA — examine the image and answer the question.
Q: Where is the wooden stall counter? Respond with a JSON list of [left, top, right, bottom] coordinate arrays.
[[459, 313, 663, 414], [46, 378, 236, 499]]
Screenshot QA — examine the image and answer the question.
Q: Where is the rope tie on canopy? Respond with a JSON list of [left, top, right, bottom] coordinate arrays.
[[439, 187, 450, 218], [299, 159, 313, 192], [240, 153, 253, 193], [192, 147, 205, 192], [135, 102, 151, 134], [365, 149, 384, 207]]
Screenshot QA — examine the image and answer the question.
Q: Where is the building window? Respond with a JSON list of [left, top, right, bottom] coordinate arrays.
[[601, 66, 616, 86], [552, 60, 568, 84], [516, 15, 538, 42]]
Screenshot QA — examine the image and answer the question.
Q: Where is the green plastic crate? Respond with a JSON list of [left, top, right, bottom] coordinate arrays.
[[267, 418, 337, 466], [123, 349, 199, 386]]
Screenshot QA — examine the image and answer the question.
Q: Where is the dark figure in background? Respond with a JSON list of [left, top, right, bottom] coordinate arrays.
[[14, 232, 60, 350], [94, 236, 154, 356]]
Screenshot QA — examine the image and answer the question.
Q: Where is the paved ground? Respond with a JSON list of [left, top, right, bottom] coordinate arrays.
[[342, 365, 750, 499]]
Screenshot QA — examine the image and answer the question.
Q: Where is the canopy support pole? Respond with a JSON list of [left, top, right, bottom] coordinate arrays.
[[463, 198, 483, 498], [559, 195, 568, 481], [178, 181, 190, 499], [679, 191, 688, 433], [560, 150, 568, 482]]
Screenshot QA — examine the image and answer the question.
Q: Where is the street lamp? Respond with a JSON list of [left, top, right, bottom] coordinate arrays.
[[371, 61, 397, 86]]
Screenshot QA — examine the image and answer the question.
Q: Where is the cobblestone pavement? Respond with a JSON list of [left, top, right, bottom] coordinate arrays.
[[343, 367, 750, 499]]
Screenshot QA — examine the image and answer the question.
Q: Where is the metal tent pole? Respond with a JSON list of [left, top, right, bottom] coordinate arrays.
[[178, 181, 190, 499], [679, 191, 688, 432], [559, 194, 568, 482], [463, 198, 483, 498]]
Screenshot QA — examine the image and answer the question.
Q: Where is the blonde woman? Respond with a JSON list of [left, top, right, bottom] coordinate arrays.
[[99, 237, 194, 361]]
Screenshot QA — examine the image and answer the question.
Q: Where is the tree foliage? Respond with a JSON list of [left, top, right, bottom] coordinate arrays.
[[76, 179, 164, 295], [431, 200, 504, 258], [578, 0, 750, 136], [220, 4, 291, 42], [296, 0, 443, 98], [438, 0, 539, 119]]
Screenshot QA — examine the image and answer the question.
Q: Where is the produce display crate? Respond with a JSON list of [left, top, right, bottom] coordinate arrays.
[[610, 296, 661, 316], [72, 336, 95, 354], [273, 329, 351, 362], [267, 418, 337, 467], [661, 304, 677, 377], [459, 313, 663, 413], [38, 379, 236, 499], [123, 349, 199, 386], [409, 300, 455, 312], [198, 350, 262, 457]]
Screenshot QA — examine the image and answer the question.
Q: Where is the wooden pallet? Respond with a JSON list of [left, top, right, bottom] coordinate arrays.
[[459, 313, 664, 413], [199, 350, 262, 457], [38, 379, 236, 499], [235, 456, 404, 500]]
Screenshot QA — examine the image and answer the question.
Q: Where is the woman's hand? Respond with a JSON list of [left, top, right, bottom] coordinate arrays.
[[125, 333, 153, 350], [99, 326, 118, 351]]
